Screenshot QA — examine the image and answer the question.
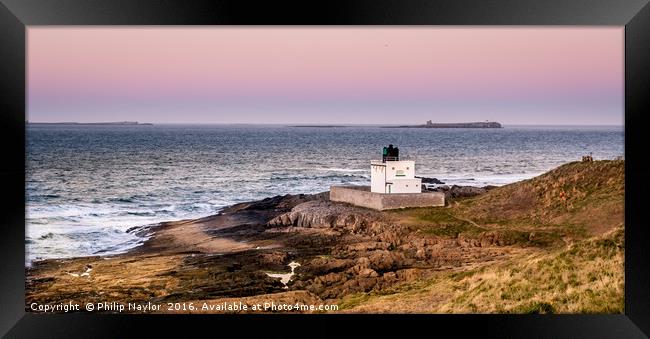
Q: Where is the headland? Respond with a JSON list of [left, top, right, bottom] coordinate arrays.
[[25, 160, 623, 314]]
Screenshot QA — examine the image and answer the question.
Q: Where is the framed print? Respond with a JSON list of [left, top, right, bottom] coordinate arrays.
[[1, 0, 649, 337]]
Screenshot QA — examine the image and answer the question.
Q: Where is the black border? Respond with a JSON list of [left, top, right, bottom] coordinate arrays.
[[1, 1, 649, 337]]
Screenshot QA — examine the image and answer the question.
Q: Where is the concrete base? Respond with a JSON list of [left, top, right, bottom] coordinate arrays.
[[330, 185, 445, 211]]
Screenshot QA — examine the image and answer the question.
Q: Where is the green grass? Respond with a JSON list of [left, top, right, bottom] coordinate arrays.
[[390, 207, 485, 237], [390, 206, 567, 247], [337, 293, 373, 310]]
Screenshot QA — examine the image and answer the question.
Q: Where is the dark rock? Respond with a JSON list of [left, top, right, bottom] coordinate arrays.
[[226, 262, 243, 272], [367, 250, 406, 272], [301, 257, 354, 277], [416, 176, 445, 184], [315, 272, 346, 286]]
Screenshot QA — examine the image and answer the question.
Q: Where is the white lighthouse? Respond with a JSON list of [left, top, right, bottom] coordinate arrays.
[[370, 145, 422, 194]]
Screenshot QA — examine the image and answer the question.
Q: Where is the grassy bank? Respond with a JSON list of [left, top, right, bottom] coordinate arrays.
[[339, 160, 625, 313]]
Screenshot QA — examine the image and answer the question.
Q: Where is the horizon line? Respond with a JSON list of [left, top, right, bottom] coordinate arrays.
[[26, 121, 624, 127]]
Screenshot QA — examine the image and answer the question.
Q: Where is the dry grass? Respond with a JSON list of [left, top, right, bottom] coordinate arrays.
[[390, 160, 624, 244], [456, 160, 624, 236], [338, 225, 624, 313]]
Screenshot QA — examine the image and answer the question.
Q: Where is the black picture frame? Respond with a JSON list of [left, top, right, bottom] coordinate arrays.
[[1, 1, 649, 337]]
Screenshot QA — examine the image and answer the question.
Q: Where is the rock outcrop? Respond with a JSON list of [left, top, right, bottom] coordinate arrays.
[[263, 199, 515, 302], [416, 176, 445, 184]]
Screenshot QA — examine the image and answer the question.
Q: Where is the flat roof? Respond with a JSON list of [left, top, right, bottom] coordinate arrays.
[[371, 160, 415, 165]]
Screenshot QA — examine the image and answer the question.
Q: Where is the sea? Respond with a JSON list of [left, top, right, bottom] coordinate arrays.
[[26, 124, 624, 264]]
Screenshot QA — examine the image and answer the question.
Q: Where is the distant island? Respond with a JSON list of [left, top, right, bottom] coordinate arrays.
[[28, 121, 153, 126], [288, 125, 347, 128], [384, 120, 502, 128]]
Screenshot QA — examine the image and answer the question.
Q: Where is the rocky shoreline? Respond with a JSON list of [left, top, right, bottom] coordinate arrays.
[[26, 187, 519, 313], [25, 161, 625, 313]]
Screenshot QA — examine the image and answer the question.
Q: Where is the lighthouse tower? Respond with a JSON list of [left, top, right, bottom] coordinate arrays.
[[370, 145, 422, 194]]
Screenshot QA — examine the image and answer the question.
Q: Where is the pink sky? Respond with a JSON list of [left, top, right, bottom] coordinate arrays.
[[28, 27, 623, 124]]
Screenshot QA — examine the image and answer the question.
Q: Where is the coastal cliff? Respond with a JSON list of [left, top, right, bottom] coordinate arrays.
[[25, 160, 624, 313]]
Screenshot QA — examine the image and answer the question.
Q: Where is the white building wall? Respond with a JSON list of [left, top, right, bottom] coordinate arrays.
[[385, 161, 416, 181], [370, 163, 386, 193], [387, 178, 422, 193], [371, 160, 421, 194]]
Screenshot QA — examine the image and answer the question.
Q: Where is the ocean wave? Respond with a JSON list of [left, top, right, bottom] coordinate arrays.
[[108, 197, 136, 203], [39, 232, 56, 240], [94, 238, 145, 254], [269, 173, 368, 181], [125, 211, 157, 217], [26, 224, 148, 265], [306, 167, 366, 173]]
